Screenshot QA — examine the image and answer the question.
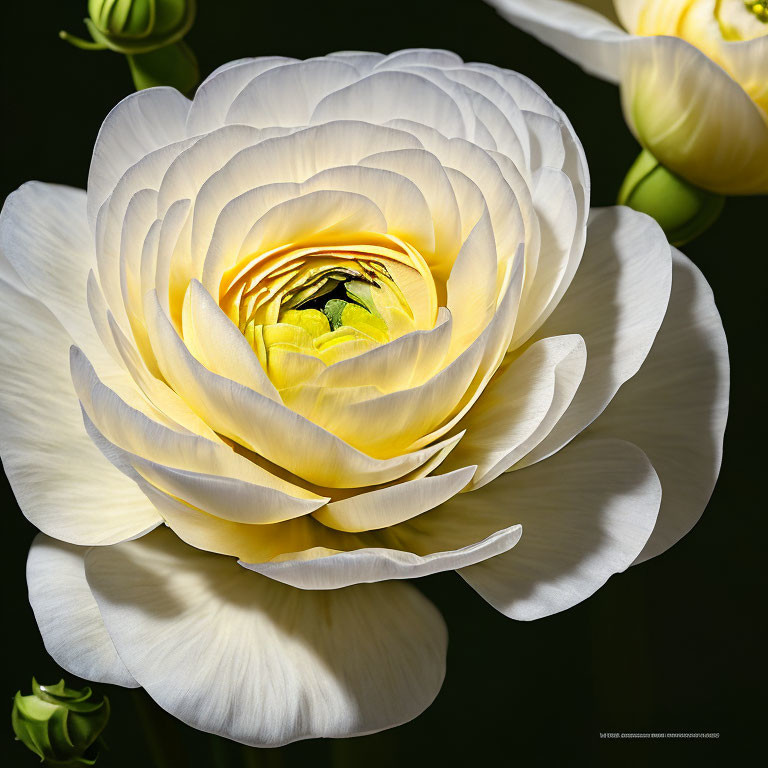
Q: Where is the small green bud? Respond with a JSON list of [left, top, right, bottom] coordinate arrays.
[[618, 149, 725, 247], [11, 679, 110, 767], [85, 0, 196, 54]]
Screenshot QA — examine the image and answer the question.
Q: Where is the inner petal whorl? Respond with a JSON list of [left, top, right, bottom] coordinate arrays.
[[218, 234, 439, 389]]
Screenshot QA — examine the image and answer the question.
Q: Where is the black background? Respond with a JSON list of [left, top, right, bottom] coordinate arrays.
[[1, 1, 764, 765]]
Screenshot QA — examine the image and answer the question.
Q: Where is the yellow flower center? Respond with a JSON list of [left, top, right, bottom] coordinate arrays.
[[218, 235, 438, 390], [745, 1, 768, 23]]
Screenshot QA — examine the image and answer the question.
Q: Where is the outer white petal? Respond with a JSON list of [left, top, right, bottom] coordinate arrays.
[[620, 35, 768, 195], [588, 250, 729, 563], [88, 88, 191, 229], [27, 534, 138, 687], [486, 0, 629, 83], [514, 206, 671, 468], [0, 183, 112, 370], [0, 269, 161, 545], [85, 529, 448, 746], [460, 436, 661, 620]]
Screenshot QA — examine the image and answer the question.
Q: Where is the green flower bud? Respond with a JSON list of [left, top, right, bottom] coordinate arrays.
[[85, 0, 196, 54], [11, 679, 110, 767], [618, 149, 725, 247]]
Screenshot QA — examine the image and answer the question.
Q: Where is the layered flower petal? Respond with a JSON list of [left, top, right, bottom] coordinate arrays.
[[27, 534, 138, 687], [588, 250, 729, 563], [84, 528, 448, 745], [460, 436, 661, 620]]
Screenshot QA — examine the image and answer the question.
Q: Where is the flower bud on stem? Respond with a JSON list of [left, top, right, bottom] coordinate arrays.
[[618, 149, 725, 247], [60, 0, 199, 94]]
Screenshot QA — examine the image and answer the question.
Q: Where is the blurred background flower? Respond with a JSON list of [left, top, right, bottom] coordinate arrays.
[[486, 0, 768, 242]]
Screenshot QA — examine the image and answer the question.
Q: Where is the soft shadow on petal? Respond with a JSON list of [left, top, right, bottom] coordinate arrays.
[[27, 534, 138, 687], [587, 250, 729, 563], [460, 436, 660, 620], [88, 87, 191, 228], [513, 206, 671, 469], [84, 528, 448, 746], [0, 265, 161, 545]]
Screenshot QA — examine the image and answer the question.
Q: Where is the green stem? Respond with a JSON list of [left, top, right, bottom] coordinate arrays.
[[58, 30, 108, 51], [131, 690, 188, 768]]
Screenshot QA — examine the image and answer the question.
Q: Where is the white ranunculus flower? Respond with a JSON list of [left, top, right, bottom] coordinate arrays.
[[0, 49, 728, 746], [486, 0, 768, 195]]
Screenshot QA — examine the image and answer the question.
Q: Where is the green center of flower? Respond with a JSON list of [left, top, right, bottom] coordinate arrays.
[[745, 1, 768, 22]]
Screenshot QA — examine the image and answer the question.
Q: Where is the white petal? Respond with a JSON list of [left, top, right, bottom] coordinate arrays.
[[0, 274, 161, 545], [486, 0, 628, 82], [243, 525, 522, 590], [88, 88, 191, 229], [460, 436, 661, 620], [186, 57, 297, 134], [313, 465, 476, 532], [443, 334, 586, 488], [311, 70, 467, 138], [0, 183, 111, 370], [588, 250, 729, 563], [226, 59, 360, 127], [27, 534, 138, 687], [85, 529, 448, 746], [514, 206, 671, 468]]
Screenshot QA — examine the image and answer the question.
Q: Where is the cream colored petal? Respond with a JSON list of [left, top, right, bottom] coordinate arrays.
[[226, 59, 361, 127], [373, 49, 465, 70], [358, 148, 463, 274], [443, 334, 586, 489], [486, 0, 629, 83], [191, 122, 422, 279], [243, 525, 522, 590], [302, 164, 436, 255], [718, 36, 768, 115], [96, 138, 196, 329], [588, 250, 728, 564], [313, 465, 476, 532], [460, 436, 660, 620], [87, 87, 190, 229], [514, 206, 671, 469], [237, 189, 387, 258], [183, 280, 280, 400], [27, 534, 138, 687], [156, 124, 272, 216], [314, 308, 453, 392], [0, 183, 112, 371], [620, 35, 768, 195], [445, 208, 498, 358], [85, 528, 448, 745], [186, 57, 297, 134], [144, 294, 455, 487], [311, 70, 468, 138], [0, 278, 161, 545]]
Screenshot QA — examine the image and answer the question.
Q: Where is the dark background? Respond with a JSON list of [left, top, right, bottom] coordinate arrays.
[[1, 1, 763, 765]]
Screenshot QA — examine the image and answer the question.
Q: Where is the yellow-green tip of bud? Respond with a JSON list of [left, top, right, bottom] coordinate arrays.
[[84, 0, 196, 54], [618, 149, 725, 247], [11, 678, 110, 767]]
